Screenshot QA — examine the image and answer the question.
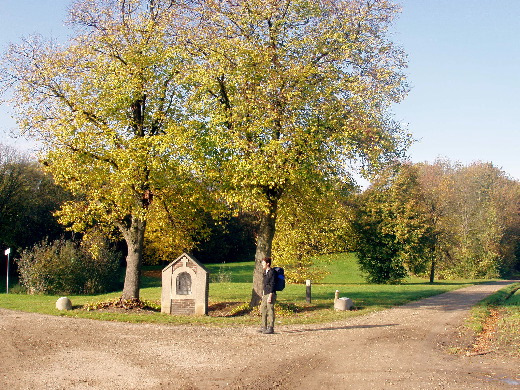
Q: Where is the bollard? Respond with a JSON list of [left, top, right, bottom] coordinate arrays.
[[334, 297, 354, 311], [306, 280, 312, 303]]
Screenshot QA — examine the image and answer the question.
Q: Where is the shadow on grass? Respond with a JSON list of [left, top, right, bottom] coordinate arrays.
[[208, 301, 247, 317], [318, 281, 478, 286], [306, 289, 449, 303], [405, 281, 479, 286]]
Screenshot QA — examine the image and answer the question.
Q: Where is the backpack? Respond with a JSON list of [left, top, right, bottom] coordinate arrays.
[[272, 267, 285, 292]]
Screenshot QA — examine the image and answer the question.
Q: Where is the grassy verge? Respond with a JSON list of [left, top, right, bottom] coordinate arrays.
[[498, 289, 520, 356], [0, 253, 490, 326], [466, 282, 520, 356], [467, 282, 520, 332]]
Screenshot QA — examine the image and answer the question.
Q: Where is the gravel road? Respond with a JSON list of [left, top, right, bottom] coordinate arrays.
[[1, 280, 518, 389]]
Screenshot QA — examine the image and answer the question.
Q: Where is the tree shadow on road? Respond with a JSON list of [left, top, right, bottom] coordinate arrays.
[[403, 281, 517, 312], [281, 323, 398, 334]]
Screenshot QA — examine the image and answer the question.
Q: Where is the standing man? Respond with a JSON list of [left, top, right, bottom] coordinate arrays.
[[259, 257, 276, 334]]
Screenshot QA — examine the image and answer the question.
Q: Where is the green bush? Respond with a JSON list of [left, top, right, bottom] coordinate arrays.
[[17, 238, 122, 295]]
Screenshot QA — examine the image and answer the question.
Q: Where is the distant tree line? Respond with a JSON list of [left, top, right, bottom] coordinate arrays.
[[354, 160, 520, 283], [0, 144, 70, 257]]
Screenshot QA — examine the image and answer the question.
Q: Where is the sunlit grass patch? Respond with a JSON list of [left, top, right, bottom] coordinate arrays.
[[494, 289, 520, 356], [0, 253, 488, 326]]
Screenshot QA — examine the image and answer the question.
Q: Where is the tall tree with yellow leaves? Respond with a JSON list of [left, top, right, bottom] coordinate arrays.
[[1, 0, 207, 300], [182, 0, 410, 304]]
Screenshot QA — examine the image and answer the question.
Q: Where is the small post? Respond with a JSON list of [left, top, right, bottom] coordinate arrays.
[[335, 290, 339, 301], [5, 248, 11, 294], [306, 279, 312, 303]]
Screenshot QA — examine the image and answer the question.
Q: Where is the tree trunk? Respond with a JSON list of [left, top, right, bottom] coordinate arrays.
[[429, 258, 435, 284], [120, 216, 147, 300], [250, 198, 279, 307]]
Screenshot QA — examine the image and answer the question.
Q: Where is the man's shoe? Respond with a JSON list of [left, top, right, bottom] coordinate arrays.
[[263, 327, 274, 334]]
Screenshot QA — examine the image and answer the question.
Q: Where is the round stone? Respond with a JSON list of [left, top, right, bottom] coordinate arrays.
[[56, 297, 72, 311]]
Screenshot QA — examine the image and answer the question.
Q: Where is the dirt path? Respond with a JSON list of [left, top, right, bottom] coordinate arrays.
[[1, 281, 519, 389]]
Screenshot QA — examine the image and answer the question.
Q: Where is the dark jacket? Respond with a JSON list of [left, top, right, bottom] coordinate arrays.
[[263, 268, 276, 295]]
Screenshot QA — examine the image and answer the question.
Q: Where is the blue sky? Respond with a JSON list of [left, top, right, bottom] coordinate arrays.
[[1, 0, 519, 181], [393, 0, 520, 180]]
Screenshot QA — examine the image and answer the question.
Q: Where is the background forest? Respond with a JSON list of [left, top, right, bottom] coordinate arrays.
[[2, 143, 519, 295]]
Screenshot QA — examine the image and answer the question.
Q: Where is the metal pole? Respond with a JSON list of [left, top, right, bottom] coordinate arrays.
[[5, 248, 10, 294]]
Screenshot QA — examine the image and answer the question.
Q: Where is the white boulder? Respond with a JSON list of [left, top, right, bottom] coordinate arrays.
[[56, 297, 72, 311]]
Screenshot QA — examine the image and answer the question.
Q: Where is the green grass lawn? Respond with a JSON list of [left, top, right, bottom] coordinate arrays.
[[0, 253, 494, 326]]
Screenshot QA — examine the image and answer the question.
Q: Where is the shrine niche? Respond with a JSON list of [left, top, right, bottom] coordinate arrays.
[[161, 253, 209, 315]]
